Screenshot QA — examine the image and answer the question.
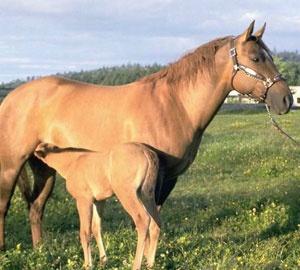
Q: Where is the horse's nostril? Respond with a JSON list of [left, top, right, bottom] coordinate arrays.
[[283, 95, 293, 109], [289, 94, 293, 108], [289, 94, 294, 107]]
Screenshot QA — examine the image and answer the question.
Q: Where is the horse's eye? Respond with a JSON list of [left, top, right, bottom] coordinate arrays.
[[251, 57, 259, 62]]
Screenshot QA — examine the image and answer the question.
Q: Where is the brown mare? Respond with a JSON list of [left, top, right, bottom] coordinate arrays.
[[34, 142, 160, 269], [0, 21, 293, 261]]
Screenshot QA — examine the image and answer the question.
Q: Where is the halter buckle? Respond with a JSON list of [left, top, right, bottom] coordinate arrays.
[[274, 74, 285, 82], [264, 78, 274, 88], [233, 64, 239, 71], [229, 48, 237, 57]]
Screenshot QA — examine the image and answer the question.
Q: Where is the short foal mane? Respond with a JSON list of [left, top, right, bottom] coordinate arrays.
[[141, 36, 232, 88], [36, 144, 93, 158]]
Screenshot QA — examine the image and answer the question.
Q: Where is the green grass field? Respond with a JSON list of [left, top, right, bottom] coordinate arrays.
[[1, 109, 300, 270]]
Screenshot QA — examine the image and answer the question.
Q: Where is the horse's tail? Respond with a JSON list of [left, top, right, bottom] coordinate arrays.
[[139, 149, 161, 227]]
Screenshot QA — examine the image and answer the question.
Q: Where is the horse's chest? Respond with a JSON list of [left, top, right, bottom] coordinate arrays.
[[166, 132, 203, 178]]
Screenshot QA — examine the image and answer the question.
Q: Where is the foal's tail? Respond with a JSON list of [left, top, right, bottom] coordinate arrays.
[[17, 167, 33, 206], [139, 150, 161, 227]]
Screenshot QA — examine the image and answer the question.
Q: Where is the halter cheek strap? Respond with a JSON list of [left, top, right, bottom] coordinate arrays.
[[229, 39, 285, 102]]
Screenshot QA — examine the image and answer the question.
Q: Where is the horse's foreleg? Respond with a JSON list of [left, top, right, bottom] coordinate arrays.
[[92, 201, 107, 266], [28, 156, 56, 248], [76, 198, 93, 269], [155, 177, 178, 207], [0, 161, 24, 250]]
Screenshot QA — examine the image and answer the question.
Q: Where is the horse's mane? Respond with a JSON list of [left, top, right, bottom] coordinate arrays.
[[258, 39, 273, 60], [141, 36, 232, 88]]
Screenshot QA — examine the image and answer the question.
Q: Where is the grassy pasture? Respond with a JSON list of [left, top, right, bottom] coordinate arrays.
[[1, 109, 300, 269]]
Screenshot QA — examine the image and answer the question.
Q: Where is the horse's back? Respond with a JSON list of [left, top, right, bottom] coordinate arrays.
[[1, 76, 119, 107], [0, 76, 137, 149]]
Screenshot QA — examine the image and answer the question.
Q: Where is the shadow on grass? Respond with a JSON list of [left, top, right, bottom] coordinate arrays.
[[4, 176, 300, 252], [258, 182, 300, 240], [161, 178, 300, 241]]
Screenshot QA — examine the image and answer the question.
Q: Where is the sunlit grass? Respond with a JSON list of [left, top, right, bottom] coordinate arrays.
[[1, 109, 300, 269]]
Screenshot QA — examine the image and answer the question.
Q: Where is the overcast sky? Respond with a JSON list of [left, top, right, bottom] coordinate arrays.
[[0, 0, 299, 83]]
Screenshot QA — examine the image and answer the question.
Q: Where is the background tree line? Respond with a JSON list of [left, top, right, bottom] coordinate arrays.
[[1, 51, 300, 95], [274, 51, 300, 86]]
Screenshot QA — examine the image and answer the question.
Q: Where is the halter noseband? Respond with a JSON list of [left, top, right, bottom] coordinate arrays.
[[229, 38, 285, 102]]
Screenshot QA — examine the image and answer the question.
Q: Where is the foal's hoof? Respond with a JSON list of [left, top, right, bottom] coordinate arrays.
[[100, 255, 108, 266], [0, 245, 5, 252], [83, 263, 92, 270], [146, 263, 154, 269]]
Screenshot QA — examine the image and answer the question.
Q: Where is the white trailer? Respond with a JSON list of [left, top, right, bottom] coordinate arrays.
[[291, 86, 300, 108]]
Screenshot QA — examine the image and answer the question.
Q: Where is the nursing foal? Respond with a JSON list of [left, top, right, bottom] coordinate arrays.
[[34, 142, 161, 270]]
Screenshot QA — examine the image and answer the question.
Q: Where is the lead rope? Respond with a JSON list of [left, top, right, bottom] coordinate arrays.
[[265, 104, 300, 146]]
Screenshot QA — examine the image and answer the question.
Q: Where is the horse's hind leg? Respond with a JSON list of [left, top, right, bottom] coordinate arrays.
[[0, 159, 25, 250], [92, 201, 107, 266], [27, 156, 56, 247]]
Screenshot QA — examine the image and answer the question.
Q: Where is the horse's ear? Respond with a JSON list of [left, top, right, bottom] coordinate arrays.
[[241, 20, 255, 42], [254, 22, 266, 40]]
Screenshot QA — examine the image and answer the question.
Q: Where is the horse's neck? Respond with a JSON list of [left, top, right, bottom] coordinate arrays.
[[175, 51, 231, 131], [174, 81, 229, 134]]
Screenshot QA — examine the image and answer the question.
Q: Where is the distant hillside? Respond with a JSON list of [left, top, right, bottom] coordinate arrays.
[[0, 63, 163, 90], [1, 52, 300, 99], [0, 64, 164, 99], [62, 63, 164, 85]]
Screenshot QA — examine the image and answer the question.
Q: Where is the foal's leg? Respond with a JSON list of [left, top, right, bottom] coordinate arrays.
[[92, 201, 107, 266], [143, 176, 178, 266], [144, 218, 160, 268], [140, 183, 161, 268], [27, 156, 56, 248], [76, 198, 93, 269], [114, 189, 151, 270]]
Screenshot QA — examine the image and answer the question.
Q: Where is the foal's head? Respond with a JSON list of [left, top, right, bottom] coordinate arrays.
[[226, 21, 293, 114], [34, 143, 59, 158]]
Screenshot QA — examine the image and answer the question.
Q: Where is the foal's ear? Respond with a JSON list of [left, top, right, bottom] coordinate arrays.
[[35, 143, 49, 158], [254, 22, 266, 40], [241, 20, 255, 42]]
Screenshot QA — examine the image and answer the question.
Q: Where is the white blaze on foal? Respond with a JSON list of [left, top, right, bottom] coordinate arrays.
[[34, 142, 161, 270]]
